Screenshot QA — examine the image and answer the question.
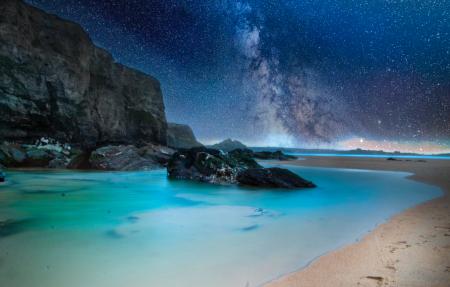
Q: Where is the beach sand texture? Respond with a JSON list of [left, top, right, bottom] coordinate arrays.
[[266, 157, 450, 287]]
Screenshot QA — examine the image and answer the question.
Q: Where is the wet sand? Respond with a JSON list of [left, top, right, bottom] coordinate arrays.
[[266, 156, 450, 287]]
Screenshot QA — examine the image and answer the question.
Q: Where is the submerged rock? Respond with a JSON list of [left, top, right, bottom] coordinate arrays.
[[239, 224, 260, 232], [0, 219, 31, 237], [0, 170, 5, 182], [236, 168, 316, 189], [105, 229, 125, 239], [167, 147, 261, 184]]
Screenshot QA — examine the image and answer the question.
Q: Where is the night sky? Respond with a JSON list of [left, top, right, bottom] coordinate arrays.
[[27, 0, 450, 152]]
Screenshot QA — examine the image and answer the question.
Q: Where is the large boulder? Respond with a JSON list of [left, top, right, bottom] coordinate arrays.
[[209, 139, 247, 152], [0, 0, 167, 148], [167, 147, 261, 184], [89, 145, 152, 171], [237, 168, 316, 188], [138, 144, 175, 166], [166, 123, 202, 149], [89, 145, 173, 171]]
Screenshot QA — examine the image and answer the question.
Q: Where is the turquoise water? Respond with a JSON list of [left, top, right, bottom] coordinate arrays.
[[0, 165, 442, 287]]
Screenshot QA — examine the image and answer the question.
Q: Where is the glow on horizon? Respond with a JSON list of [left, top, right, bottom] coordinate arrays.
[[200, 136, 450, 155], [201, 133, 298, 148], [338, 138, 450, 155]]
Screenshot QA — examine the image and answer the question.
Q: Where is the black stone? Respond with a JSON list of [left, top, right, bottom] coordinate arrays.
[[237, 167, 316, 189], [167, 147, 261, 184]]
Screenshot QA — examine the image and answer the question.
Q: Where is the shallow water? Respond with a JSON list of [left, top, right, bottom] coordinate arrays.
[[0, 165, 442, 287]]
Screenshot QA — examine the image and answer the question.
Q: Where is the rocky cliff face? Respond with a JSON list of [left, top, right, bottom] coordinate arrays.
[[0, 0, 167, 148], [166, 123, 202, 149]]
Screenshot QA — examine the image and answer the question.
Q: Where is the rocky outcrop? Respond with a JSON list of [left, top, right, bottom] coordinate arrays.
[[0, 140, 74, 168], [167, 147, 261, 184], [89, 146, 158, 171], [209, 139, 247, 152], [89, 144, 174, 171], [228, 148, 297, 161], [236, 168, 316, 188], [167, 147, 315, 188], [0, 0, 167, 148], [0, 139, 174, 170], [166, 123, 202, 149], [253, 150, 297, 161], [138, 144, 175, 165]]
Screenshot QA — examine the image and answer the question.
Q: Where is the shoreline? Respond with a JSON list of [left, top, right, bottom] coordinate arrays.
[[265, 156, 450, 287]]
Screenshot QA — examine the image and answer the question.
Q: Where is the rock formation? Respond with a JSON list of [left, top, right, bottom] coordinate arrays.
[[0, 0, 300, 175], [209, 139, 247, 152], [89, 145, 158, 171], [89, 144, 174, 171], [167, 147, 315, 188], [167, 147, 261, 184], [0, 140, 74, 168], [0, 0, 167, 148], [166, 123, 203, 149], [236, 168, 316, 188]]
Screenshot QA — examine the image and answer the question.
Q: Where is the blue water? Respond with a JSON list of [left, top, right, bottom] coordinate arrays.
[[0, 165, 442, 287], [285, 152, 450, 160]]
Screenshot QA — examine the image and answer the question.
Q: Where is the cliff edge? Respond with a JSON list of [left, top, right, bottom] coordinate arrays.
[[0, 0, 167, 148]]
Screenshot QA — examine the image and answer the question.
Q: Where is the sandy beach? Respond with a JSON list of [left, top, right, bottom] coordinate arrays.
[[266, 156, 450, 287]]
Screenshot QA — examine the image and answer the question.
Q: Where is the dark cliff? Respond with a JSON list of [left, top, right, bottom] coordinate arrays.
[[166, 123, 203, 149], [0, 0, 167, 148]]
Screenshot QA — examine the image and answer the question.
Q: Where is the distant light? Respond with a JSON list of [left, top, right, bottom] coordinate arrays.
[[338, 137, 450, 154]]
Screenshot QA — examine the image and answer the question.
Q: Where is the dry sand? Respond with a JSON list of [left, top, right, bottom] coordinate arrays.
[[265, 156, 450, 287]]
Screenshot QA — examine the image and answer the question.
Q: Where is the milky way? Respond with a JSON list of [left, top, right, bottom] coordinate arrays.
[[26, 0, 450, 149], [234, 2, 348, 145]]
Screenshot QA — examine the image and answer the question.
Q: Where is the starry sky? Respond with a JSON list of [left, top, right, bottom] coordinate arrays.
[[27, 0, 450, 151]]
